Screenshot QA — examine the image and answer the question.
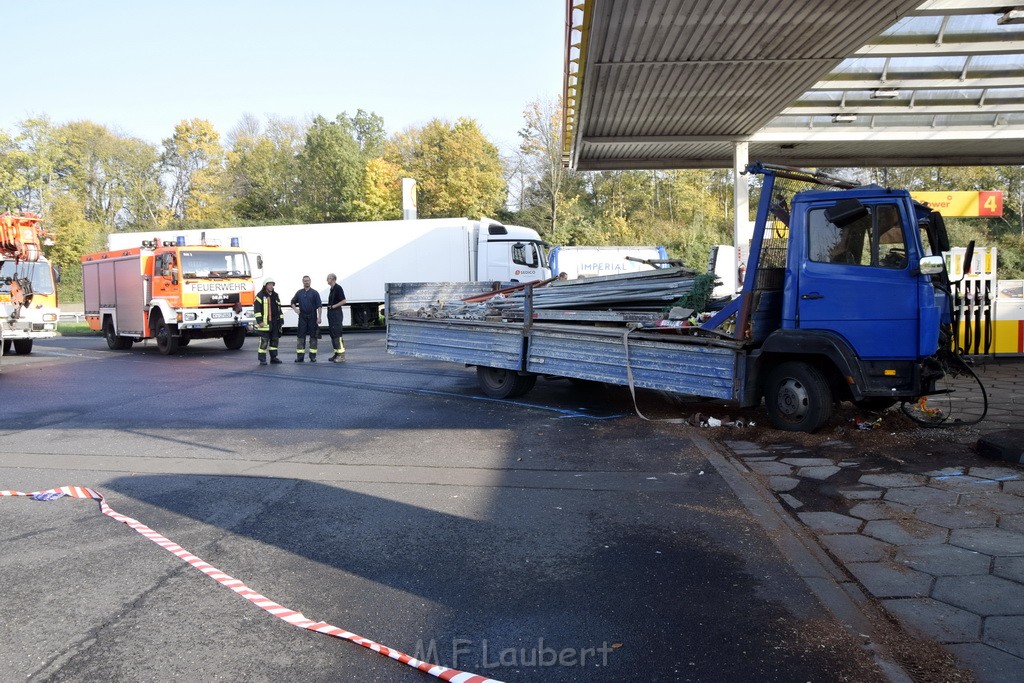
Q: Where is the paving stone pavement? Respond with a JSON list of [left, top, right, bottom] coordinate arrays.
[[722, 358, 1024, 683]]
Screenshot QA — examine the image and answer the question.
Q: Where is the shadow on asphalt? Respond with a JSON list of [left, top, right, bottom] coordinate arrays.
[[99, 472, 882, 682]]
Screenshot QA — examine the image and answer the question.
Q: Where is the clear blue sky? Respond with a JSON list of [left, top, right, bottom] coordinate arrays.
[[5, 0, 565, 152]]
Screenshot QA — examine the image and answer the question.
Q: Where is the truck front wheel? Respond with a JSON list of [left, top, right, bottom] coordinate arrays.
[[223, 327, 246, 350], [765, 361, 834, 433], [154, 318, 180, 355], [476, 366, 536, 399], [13, 339, 33, 355]]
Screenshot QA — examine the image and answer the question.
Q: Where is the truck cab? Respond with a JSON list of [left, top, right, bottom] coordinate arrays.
[[721, 164, 950, 430], [0, 254, 60, 355], [480, 223, 548, 282]]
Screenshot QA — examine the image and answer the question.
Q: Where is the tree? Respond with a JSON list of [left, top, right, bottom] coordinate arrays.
[[296, 115, 364, 223], [57, 121, 162, 231], [162, 119, 232, 224], [0, 127, 29, 211], [227, 114, 305, 222], [387, 118, 506, 218], [45, 194, 104, 301], [349, 157, 403, 221], [349, 109, 386, 159], [517, 98, 570, 240]]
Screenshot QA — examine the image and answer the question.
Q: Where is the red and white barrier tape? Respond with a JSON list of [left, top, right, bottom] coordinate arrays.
[[2, 486, 503, 683]]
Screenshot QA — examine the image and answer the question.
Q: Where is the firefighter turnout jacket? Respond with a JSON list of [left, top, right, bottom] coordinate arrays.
[[254, 287, 283, 331]]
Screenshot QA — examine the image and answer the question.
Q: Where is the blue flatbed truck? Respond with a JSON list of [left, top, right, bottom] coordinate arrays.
[[386, 163, 957, 432]]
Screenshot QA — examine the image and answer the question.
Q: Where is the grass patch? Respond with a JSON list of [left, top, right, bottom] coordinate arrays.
[[58, 322, 99, 336]]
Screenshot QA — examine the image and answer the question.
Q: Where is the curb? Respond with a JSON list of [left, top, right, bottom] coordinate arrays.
[[695, 435, 914, 683]]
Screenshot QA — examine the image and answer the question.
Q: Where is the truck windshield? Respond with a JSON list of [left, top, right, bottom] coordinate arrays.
[[0, 260, 55, 294], [180, 251, 250, 279], [512, 242, 548, 269]]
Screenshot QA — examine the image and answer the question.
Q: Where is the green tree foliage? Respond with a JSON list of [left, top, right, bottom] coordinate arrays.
[[57, 121, 162, 232], [387, 118, 506, 218], [349, 109, 387, 159], [227, 114, 305, 222], [350, 157, 403, 221], [296, 115, 364, 222], [45, 194, 105, 301], [0, 128, 28, 211], [162, 119, 232, 225]]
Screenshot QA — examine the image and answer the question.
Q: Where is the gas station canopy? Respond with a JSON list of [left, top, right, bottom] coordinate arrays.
[[562, 1, 1024, 169]]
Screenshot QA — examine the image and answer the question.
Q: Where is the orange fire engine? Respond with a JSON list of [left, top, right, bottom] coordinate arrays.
[[82, 238, 257, 355]]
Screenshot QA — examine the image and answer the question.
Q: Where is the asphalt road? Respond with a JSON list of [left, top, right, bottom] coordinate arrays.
[[0, 333, 883, 682]]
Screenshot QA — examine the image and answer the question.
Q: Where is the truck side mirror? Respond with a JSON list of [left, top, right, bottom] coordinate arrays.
[[825, 199, 868, 227], [52, 264, 62, 284], [918, 255, 945, 275]]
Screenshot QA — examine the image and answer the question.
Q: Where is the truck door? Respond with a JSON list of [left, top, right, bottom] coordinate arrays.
[[485, 241, 544, 282], [796, 201, 920, 359]]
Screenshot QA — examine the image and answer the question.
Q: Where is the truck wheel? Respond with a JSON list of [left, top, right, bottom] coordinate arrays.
[[476, 366, 535, 399], [104, 318, 127, 350], [155, 319, 180, 355], [765, 361, 833, 433], [2, 340, 11, 355], [223, 327, 246, 350], [13, 339, 33, 355]]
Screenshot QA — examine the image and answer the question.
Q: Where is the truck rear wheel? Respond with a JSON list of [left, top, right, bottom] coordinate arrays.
[[476, 366, 536, 399], [765, 361, 834, 433], [223, 327, 246, 350], [155, 318, 180, 355], [104, 318, 129, 350], [13, 339, 33, 355]]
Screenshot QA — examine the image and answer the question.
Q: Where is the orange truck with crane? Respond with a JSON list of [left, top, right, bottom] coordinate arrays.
[[81, 236, 258, 354], [0, 212, 59, 361]]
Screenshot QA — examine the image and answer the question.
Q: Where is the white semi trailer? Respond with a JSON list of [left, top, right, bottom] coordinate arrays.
[[107, 217, 550, 327]]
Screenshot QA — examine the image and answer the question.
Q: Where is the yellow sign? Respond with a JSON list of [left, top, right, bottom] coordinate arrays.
[[911, 191, 1003, 217]]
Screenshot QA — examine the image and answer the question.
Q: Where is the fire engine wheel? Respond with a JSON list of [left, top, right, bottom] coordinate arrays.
[[2, 340, 11, 355], [765, 361, 834, 433], [476, 366, 536, 399], [104, 319, 128, 350], [223, 328, 246, 350], [13, 339, 33, 355], [155, 320, 180, 355]]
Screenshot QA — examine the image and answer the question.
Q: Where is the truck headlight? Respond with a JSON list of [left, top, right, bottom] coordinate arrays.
[[184, 313, 198, 321], [43, 313, 57, 322]]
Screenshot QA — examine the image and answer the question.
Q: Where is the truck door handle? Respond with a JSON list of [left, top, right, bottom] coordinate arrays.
[[801, 292, 824, 300]]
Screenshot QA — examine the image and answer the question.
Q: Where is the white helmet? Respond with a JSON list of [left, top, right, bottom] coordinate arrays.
[[263, 277, 276, 287]]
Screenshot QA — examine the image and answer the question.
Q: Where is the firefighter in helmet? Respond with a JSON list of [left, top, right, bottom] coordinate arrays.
[[254, 277, 283, 365]]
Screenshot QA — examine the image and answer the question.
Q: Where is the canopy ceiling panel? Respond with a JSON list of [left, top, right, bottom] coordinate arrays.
[[563, 0, 1024, 169]]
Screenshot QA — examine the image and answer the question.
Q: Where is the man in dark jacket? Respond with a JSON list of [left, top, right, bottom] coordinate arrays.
[[290, 275, 322, 362], [254, 277, 283, 365], [325, 273, 347, 362]]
